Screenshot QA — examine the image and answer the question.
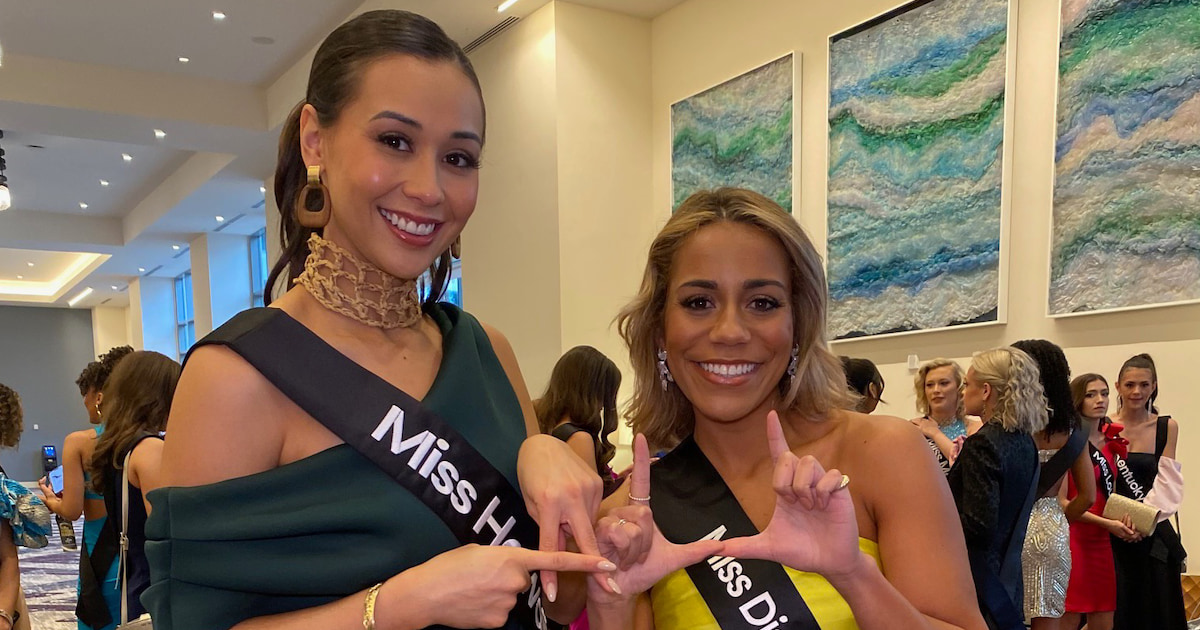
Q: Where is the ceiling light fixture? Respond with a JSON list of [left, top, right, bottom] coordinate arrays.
[[100, 179, 110, 186], [0, 130, 10, 211], [122, 153, 133, 162], [498, 0, 519, 12], [68, 287, 94, 307], [79, 202, 89, 209], [111, 285, 118, 290], [26, 262, 33, 267], [215, 215, 225, 222], [259, 185, 266, 194], [138, 267, 146, 273], [212, 11, 226, 21], [178, 57, 190, 64], [172, 245, 181, 250], [154, 129, 167, 140], [16, 275, 23, 280]]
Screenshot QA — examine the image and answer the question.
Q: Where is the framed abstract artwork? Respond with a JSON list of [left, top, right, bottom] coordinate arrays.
[[1050, 0, 1200, 316], [826, 0, 1016, 339], [671, 53, 794, 212]]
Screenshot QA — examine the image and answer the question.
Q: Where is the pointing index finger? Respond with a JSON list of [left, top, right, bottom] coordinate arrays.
[[630, 434, 651, 505], [766, 410, 790, 461]]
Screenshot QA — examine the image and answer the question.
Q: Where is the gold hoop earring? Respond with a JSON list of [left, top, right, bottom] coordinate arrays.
[[95, 402, 102, 419], [296, 165, 331, 229]]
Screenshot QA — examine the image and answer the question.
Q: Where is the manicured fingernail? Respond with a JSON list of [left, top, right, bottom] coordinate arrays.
[[545, 582, 557, 603], [607, 577, 623, 595], [598, 560, 617, 571]]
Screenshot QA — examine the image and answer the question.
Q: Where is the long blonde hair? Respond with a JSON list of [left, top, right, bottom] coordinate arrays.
[[616, 188, 849, 448], [913, 358, 966, 419], [970, 347, 1047, 435]]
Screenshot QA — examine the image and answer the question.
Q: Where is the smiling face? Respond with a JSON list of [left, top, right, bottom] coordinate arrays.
[[923, 366, 960, 418], [1081, 378, 1110, 420], [661, 222, 795, 426], [1117, 367, 1156, 412], [299, 54, 484, 280]]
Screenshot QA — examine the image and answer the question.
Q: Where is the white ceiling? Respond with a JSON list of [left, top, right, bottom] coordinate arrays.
[[0, 0, 685, 310]]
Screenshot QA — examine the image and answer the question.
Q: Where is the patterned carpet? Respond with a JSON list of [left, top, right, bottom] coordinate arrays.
[[17, 516, 84, 630]]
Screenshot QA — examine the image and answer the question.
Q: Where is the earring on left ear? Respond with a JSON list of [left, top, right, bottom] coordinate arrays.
[[296, 165, 331, 229], [785, 345, 800, 382], [450, 236, 461, 259]]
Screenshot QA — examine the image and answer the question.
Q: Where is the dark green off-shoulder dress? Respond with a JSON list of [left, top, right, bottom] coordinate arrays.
[[142, 304, 532, 630]]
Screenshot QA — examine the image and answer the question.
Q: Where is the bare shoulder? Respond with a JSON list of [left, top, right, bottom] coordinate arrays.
[[64, 429, 96, 450], [839, 411, 929, 458], [159, 344, 289, 487]]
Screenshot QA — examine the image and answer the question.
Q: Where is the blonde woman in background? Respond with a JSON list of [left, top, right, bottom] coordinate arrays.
[[949, 347, 1047, 630], [911, 359, 982, 474]]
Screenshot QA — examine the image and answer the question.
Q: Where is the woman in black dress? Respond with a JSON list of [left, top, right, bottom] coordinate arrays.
[[1108, 353, 1185, 630], [949, 347, 1046, 630]]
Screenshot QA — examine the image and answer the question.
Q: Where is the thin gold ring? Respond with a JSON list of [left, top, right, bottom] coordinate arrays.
[[628, 493, 650, 503]]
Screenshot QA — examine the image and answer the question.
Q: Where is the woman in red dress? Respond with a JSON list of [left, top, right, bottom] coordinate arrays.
[[1060, 374, 1141, 630]]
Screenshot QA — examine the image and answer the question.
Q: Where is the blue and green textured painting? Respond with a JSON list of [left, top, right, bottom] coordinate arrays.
[[827, 0, 1008, 338], [1051, 0, 1200, 315], [671, 55, 793, 211]]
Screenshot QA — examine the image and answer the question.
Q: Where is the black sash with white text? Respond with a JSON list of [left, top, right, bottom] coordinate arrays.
[[651, 437, 818, 630], [190, 308, 552, 630]]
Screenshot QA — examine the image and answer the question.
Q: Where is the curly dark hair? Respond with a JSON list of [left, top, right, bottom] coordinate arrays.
[[1011, 339, 1078, 435], [0, 383, 23, 449], [75, 345, 135, 396]]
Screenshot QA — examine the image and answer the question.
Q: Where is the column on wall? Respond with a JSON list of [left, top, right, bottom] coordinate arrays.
[[127, 276, 176, 356], [189, 232, 253, 339]]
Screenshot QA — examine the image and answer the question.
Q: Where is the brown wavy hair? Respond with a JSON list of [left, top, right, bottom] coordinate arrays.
[[617, 188, 850, 448], [535, 346, 622, 469], [264, 10, 484, 304], [89, 351, 181, 493], [0, 383, 22, 449]]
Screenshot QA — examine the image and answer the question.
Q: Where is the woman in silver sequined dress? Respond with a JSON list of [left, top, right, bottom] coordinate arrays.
[[1011, 340, 1095, 630]]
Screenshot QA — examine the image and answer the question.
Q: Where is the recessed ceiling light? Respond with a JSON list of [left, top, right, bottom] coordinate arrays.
[[26, 262, 34, 267], [215, 215, 225, 222], [172, 245, 181, 250], [259, 185, 266, 194], [122, 153, 133, 162], [212, 11, 226, 21], [111, 285, 118, 290], [100, 179, 110, 187], [16, 275, 23, 280], [154, 129, 167, 140], [498, 0, 519, 12], [178, 57, 190, 64], [79, 202, 89, 209], [138, 267, 146, 273]]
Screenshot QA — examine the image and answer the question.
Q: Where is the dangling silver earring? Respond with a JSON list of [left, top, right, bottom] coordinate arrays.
[[657, 348, 674, 391], [785, 345, 800, 382]]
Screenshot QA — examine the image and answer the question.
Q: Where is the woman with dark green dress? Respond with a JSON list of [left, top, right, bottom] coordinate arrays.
[[143, 11, 617, 630]]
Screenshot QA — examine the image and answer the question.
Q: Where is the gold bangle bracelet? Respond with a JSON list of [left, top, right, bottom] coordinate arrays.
[[363, 582, 383, 630]]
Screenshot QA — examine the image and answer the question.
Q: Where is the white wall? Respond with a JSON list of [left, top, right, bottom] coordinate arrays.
[[128, 276, 177, 358], [91, 306, 130, 357], [467, 3, 564, 396], [649, 0, 1200, 553]]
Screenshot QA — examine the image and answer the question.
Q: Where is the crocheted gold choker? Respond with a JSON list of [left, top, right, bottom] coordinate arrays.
[[295, 233, 422, 329]]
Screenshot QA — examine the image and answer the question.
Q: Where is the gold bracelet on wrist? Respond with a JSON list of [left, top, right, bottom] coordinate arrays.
[[363, 582, 383, 630]]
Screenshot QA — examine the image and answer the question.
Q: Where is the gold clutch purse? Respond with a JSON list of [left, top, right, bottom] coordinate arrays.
[[1103, 493, 1159, 536]]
